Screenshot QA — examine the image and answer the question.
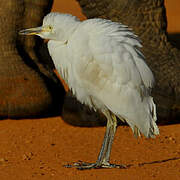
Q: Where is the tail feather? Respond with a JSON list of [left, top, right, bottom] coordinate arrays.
[[117, 96, 159, 138], [133, 126, 141, 138], [138, 96, 159, 138], [147, 97, 159, 138]]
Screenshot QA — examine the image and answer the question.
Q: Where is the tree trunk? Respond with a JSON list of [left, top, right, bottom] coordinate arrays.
[[73, 0, 180, 122], [0, 0, 65, 118]]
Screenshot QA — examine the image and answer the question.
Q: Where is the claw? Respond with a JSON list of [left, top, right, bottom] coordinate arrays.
[[64, 161, 127, 170]]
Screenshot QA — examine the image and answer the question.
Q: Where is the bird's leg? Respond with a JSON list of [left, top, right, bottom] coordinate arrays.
[[95, 111, 126, 168], [65, 110, 126, 170], [96, 110, 116, 166]]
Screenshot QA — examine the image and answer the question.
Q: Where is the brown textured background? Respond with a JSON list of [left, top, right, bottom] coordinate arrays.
[[52, 0, 180, 33], [0, 1, 179, 180]]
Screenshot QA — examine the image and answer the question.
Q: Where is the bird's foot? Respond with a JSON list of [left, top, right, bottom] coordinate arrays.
[[64, 161, 127, 170]]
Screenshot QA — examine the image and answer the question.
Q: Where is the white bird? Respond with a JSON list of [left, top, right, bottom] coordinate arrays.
[[19, 12, 159, 169]]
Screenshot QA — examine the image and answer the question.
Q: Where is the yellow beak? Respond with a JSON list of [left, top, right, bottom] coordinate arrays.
[[19, 26, 43, 35]]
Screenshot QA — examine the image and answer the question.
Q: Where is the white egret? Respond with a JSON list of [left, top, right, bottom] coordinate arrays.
[[19, 12, 159, 169]]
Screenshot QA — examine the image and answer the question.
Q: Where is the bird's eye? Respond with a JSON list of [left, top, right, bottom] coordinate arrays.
[[48, 25, 53, 31]]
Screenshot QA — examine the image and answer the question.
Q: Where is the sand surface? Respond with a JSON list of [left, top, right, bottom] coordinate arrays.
[[0, 118, 180, 180], [0, 0, 180, 179]]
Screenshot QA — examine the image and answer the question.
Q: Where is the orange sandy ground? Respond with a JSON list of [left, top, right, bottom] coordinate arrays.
[[0, 1, 180, 180], [0, 118, 180, 180]]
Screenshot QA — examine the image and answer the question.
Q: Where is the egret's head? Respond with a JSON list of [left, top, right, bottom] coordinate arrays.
[[19, 12, 80, 42]]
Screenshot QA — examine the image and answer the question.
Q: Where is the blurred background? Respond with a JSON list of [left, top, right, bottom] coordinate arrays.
[[51, 0, 180, 33], [51, 0, 180, 49]]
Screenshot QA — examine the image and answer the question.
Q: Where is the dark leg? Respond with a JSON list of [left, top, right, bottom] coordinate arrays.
[[65, 110, 126, 169]]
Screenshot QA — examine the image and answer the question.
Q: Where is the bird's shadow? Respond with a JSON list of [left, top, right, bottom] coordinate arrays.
[[137, 156, 180, 167], [125, 156, 180, 168]]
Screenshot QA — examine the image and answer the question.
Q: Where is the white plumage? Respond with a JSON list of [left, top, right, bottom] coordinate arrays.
[[19, 12, 159, 169]]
